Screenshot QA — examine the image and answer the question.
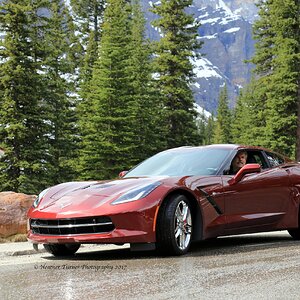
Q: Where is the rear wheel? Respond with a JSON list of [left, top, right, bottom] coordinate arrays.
[[288, 212, 300, 240], [43, 243, 80, 257], [156, 194, 192, 255], [288, 228, 300, 240]]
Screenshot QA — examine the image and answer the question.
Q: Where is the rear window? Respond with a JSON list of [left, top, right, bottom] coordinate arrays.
[[265, 152, 284, 167]]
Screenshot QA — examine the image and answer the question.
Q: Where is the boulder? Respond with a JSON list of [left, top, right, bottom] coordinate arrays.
[[0, 192, 36, 238]]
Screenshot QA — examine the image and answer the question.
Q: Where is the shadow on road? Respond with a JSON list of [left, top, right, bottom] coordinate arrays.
[[43, 232, 297, 261], [189, 233, 294, 257]]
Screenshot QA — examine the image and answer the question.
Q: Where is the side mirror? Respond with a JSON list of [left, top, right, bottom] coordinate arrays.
[[228, 163, 261, 185], [119, 171, 128, 178]]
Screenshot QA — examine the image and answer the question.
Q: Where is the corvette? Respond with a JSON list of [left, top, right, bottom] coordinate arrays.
[[27, 144, 300, 256]]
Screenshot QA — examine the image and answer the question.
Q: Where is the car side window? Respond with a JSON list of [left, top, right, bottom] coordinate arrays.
[[246, 151, 268, 169], [223, 149, 267, 175], [265, 151, 284, 167]]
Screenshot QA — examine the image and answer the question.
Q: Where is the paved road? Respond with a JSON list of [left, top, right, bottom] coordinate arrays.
[[0, 231, 299, 300]]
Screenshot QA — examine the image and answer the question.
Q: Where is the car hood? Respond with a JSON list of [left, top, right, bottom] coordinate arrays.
[[36, 177, 167, 212]]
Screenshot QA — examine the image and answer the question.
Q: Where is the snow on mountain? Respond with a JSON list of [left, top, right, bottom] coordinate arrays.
[[193, 0, 259, 23], [142, 0, 259, 112], [64, 0, 259, 113], [194, 103, 211, 119], [192, 57, 223, 80], [188, 0, 258, 112], [1, 0, 258, 114], [63, 0, 259, 113]]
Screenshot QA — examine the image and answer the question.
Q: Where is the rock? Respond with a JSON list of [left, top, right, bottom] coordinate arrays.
[[0, 192, 36, 238]]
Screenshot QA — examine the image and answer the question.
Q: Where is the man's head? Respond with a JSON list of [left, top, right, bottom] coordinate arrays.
[[231, 151, 248, 173]]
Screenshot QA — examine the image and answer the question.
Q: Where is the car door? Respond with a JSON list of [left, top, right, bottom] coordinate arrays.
[[221, 151, 292, 235]]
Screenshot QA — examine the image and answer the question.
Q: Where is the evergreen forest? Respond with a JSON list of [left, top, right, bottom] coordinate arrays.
[[0, 0, 299, 193]]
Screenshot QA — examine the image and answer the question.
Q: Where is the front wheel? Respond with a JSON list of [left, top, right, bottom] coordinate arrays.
[[156, 194, 192, 255], [43, 243, 81, 257]]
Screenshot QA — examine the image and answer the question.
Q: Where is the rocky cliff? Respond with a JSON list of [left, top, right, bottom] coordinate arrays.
[[142, 0, 259, 112], [2, 0, 258, 113]]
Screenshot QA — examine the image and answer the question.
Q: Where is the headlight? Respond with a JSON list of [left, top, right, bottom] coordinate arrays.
[[33, 188, 50, 208], [112, 182, 161, 205]]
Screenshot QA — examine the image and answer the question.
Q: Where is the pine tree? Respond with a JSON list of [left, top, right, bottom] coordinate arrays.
[[249, 0, 300, 158], [0, 0, 81, 192], [231, 79, 268, 146], [127, 0, 166, 162], [0, 0, 50, 193], [71, 1, 106, 149], [70, 0, 105, 43], [150, 0, 202, 148], [213, 86, 232, 144], [195, 109, 207, 145], [77, 0, 136, 180], [264, 0, 300, 158], [205, 114, 216, 145], [80, 31, 99, 93], [251, 0, 276, 76], [42, 0, 80, 185], [70, 0, 105, 97], [231, 91, 245, 144], [195, 109, 216, 145]]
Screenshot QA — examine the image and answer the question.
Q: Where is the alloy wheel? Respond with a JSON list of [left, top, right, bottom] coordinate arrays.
[[174, 200, 192, 250]]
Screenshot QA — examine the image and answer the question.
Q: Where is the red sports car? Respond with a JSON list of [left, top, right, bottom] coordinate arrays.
[[27, 144, 300, 256]]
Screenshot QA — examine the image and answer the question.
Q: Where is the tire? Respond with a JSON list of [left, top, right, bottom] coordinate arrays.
[[156, 194, 192, 255], [288, 211, 300, 240], [288, 228, 300, 240], [43, 243, 81, 257]]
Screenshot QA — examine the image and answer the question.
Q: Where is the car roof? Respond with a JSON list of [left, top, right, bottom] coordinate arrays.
[[166, 144, 292, 159], [175, 144, 294, 162], [169, 144, 264, 151]]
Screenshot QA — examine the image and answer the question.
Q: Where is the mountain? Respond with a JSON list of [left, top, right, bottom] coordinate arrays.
[[1, 0, 258, 113], [142, 0, 259, 112]]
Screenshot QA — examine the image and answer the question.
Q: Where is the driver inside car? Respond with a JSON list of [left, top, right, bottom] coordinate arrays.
[[229, 150, 248, 175]]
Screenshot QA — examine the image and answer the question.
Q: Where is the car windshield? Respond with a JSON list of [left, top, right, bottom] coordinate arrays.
[[124, 148, 231, 177]]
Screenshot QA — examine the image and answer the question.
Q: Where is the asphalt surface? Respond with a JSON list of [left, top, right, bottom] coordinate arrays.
[[0, 241, 44, 257], [0, 240, 124, 257], [0, 231, 299, 300]]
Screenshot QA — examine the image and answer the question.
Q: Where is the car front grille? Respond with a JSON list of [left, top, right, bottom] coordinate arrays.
[[30, 216, 115, 236]]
